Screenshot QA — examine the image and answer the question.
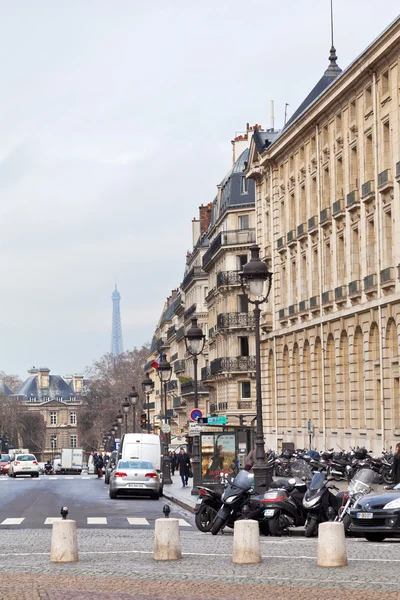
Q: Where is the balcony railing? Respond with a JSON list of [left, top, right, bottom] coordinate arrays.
[[322, 290, 332, 305], [288, 304, 297, 316], [170, 352, 178, 362], [320, 207, 331, 225], [378, 169, 391, 188], [299, 300, 308, 313], [167, 325, 176, 340], [180, 381, 210, 395], [308, 215, 318, 231], [208, 327, 215, 340], [201, 366, 211, 381], [348, 280, 361, 296], [143, 401, 155, 410], [346, 190, 360, 210], [184, 303, 197, 320], [332, 198, 344, 217], [380, 267, 394, 285], [167, 380, 178, 391], [278, 308, 286, 320], [217, 270, 242, 288], [210, 356, 256, 375], [361, 180, 374, 198], [287, 230, 296, 246], [173, 359, 186, 373], [277, 236, 285, 250], [364, 273, 377, 291], [182, 266, 206, 289], [217, 312, 255, 330], [173, 396, 184, 408], [310, 295, 319, 310], [176, 327, 185, 342], [202, 229, 256, 267], [297, 223, 307, 238], [334, 285, 347, 302]]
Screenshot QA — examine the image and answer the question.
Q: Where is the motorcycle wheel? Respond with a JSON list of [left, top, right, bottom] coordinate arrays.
[[364, 534, 386, 542], [259, 521, 269, 536], [275, 466, 282, 477], [195, 505, 218, 533], [383, 472, 394, 485], [305, 518, 318, 538], [211, 515, 226, 536], [268, 512, 287, 537], [342, 513, 352, 534]]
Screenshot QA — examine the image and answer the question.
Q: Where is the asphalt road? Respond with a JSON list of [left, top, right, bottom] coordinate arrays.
[[0, 474, 195, 529]]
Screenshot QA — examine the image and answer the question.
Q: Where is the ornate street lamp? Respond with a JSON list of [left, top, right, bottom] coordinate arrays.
[[157, 353, 173, 485], [185, 317, 206, 496], [122, 399, 130, 434], [240, 244, 273, 493], [129, 386, 139, 432], [116, 413, 123, 440], [141, 373, 154, 434]]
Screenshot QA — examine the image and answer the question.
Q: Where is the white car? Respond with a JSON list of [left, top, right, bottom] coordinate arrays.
[[8, 453, 40, 478]]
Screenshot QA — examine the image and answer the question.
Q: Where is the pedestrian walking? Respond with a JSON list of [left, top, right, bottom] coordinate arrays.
[[93, 451, 99, 475], [176, 447, 191, 487], [96, 452, 104, 478], [393, 443, 400, 485], [170, 451, 177, 476]]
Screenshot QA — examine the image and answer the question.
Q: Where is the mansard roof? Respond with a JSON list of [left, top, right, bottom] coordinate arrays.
[[15, 374, 76, 401], [0, 381, 13, 396]]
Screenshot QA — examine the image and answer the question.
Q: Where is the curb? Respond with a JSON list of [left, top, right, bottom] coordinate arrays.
[[162, 491, 196, 514]]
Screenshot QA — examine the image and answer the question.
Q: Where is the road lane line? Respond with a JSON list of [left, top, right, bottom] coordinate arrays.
[[87, 517, 107, 525], [44, 518, 62, 524], [127, 518, 150, 525], [178, 519, 191, 527], [1, 518, 24, 525]]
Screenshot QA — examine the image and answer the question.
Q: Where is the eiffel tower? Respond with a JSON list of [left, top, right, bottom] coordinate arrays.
[[111, 284, 124, 356]]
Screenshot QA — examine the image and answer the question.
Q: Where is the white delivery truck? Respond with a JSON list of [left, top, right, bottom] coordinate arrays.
[[57, 448, 83, 474], [118, 433, 163, 492], [9, 449, 29, 461]]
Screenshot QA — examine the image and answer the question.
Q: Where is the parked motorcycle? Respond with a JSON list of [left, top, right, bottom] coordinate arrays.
[[303, 471, 345, 537], [194, 486, 223, 532], [211, 470, 256, 535], [44, 463, 53, 475], [335, 468, 379, 532]]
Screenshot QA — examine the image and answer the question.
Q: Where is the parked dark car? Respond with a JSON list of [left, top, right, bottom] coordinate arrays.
[[350, 483, 400, 541], [0, 454, 10, 475]]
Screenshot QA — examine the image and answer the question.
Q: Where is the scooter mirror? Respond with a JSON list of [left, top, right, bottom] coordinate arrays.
[[288, 478, 296, 485]]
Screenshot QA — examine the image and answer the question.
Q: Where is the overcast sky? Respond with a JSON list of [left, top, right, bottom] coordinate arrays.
[[0, 1, 398, 379]]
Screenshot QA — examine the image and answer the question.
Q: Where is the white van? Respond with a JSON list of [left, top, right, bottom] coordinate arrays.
[[118, 433, 163, 490]]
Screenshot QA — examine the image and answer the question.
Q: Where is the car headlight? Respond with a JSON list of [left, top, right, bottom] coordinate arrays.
[[383, 498, 400, 510], [303, 497, 320, 508], [225, 495, 238, 504]]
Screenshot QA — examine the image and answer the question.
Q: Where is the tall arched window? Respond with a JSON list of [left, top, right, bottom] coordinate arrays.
[[292, 344, 301, 428], [339, 331, 350, 429], [326, 334, 337, 430], [303, 341, 311, 429], [268, 349, 276, 430], [386, 319, 399, 428], [353, 327, 364, 429], [281, 346, 290, 429], [314, 337, 323, 430], [369, 323, 381, 430]]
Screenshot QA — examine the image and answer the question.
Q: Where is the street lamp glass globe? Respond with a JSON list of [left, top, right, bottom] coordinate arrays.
[[129, 386, 139, 406], [116, 414, 123, 425], [249, 278, 265, 297], [122, 401, 130, 414], [158, 354, 172, 382], [142, 373, 154, 395]]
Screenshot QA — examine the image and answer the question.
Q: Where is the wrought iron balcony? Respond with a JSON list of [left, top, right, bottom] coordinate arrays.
[[277, 236, 285, 251], [278, 308, 286, 320], [287, 230, 296, 246], [297, 223, 307, 239], [217, 312, 255, 330], [348, 280, 361, 297], [184, 303, 197, 320], [310, 295, 320, 310], [378, 168, 392, 190], [320, 207, 331, 226], [182, 266, 206, 290], [176, 327, 185, 342], [167, 325, 176, 340], [217, 270, 242, 288], [156, 338, 164, 351], [346, 190, 360, 210], [208, 327, 215, 340], [334, 285, 347, 302], [201, 366, 211, 381], [202, 229, 256, 268], [210, 356, 256, 375], [332, 198, 344, 217], [173, 396, 184, 408], [298, 300, 308, 313], [380, 267, 395, 286], [361, 180, 374, 198], [322, 290, 333, 305], [170, 352, 178, 362], [308, 215, 318, 232], [173, 359, 186, 373], [364, 273, 377, 291], [166, 380, 178, 392], [180, 381, 210, 396], [143, 401, 155, 410], [288, 304, 297, 316]]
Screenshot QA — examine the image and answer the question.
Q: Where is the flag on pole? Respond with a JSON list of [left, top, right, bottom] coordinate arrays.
[[150, 352, 162, 370]]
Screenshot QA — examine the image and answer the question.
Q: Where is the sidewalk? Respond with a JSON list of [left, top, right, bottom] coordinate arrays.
[[162, 473, 197, 512]]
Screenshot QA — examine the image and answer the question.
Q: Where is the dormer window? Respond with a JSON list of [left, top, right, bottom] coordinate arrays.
[[241, 177, 248, 194]]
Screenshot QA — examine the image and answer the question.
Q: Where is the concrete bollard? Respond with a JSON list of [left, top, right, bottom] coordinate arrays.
[[317, 521, 348, 567], [50, 520, 79, 563], [232, 519, 261, 564], [154, 518, 181, 561]]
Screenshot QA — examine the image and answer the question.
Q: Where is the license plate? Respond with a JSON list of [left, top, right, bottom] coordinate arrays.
[[356, 512, 373, 519], [23, 467, 30, 470], [264, 509, 275, 517], [196, 498, 203, 504], [126, 483, 144, 488]]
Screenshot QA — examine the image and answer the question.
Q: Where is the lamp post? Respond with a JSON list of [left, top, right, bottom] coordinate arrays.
[[142, 372, 154, 434], [240, 244, 273, 493], [129, 386, 139, 432], [116, 413, 123, 440], [107, 434, 111, 452], [158, 353, 173, 485], [122, 399, 130, 434], [185, 317, 206, 496]]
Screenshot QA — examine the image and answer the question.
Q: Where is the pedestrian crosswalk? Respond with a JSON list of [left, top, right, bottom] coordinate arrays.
[[0, 516, 193, 527]]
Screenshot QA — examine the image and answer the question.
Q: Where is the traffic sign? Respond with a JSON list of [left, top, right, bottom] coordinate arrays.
[[190, 409, 203, 422], [161, 424, 171, 433], [188, 422, 201, 436], [208, 416, 227, 425]]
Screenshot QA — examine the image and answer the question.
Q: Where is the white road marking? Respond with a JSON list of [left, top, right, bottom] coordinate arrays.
[[81, 477, 91, 479], [127, 518, 150, 525], [87, 517, 107, 525], [48, 477, 57, 480], [44, 518, 62, 524], [1, 518, 24, 525], [178, 519, 191, 527], [64, 476, 74, 479]]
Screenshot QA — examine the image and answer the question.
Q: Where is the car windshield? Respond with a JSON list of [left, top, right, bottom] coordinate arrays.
[[118, 460, 153, 470], [16, 455, 36, 461], [1, 455, 10, 462], [290, 460, 313, 481], [309, 472, 326, 491], [349, 468, 380, 493], [231, 469, 254, 491]]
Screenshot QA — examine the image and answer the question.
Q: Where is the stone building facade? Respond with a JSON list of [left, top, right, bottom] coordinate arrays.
[[246, 18, 400, 454]]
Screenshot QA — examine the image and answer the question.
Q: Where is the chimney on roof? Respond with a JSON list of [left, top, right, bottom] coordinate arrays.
[[199, 204, 212, 234], [72, 374, 83, 394], [192, 218, 200, 247]]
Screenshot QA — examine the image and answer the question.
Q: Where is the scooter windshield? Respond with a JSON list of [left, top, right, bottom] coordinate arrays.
[[290, 460, 313, 482], [349, 468, 379, 493], [309, 472, 326, 491], [231, 470, 254, 491]]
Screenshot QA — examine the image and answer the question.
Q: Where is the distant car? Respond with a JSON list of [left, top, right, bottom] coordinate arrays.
[[8, 453, 39, 478], [105, 451, 118, 485], [350, 483, 400, 541], [109, 459, 160, 500], [0, 454, 10, 475]]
